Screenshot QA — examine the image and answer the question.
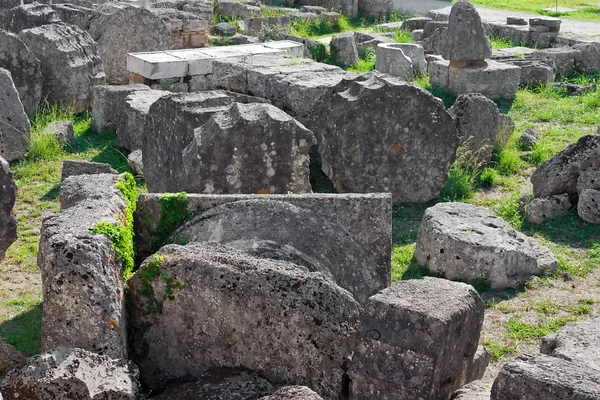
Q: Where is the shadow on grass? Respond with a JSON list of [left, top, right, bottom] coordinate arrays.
[[523, 208, 600, 250], [0, 303, 42, 357], [70, 128, 132, 174]]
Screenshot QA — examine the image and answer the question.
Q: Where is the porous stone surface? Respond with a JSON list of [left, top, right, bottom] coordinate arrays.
[[531, 134, 600, 199], [574, 42, 600, 74], [507, 16, 527, 25], [400, 17, 431, 31], [50, 3, 93, 29], [4, 2, 60, 32], [216, 0, 260, 19], [490, 354, 600, 400], [0, 30, 43, 116], [182, 103, 316, 194], [422, 26, 448, 56], [393, 43, 427, 75], [578, 166, 600, 193], [578, 188, 600, 224], [128, 242, 360, 396], [414, 202, 558, 289], [61, 160, 117, 182], [42, 121, 74, 143], [88, 4, 171, 84], [422, 20, 448, 40], [38, 174, 129, 358], [349, 277, 486, 400], [519, 128, 539, 150], [511, 60, 555, 86], [0, 348, 139, 400], [118, 90, 169, 152], [541, 317, 600, 371], [448, 93, 500, 165], [214, 21, 237, 36], [0, 156, 17, 260], [172, 199, 383, 302], [18, 23, 106, 113], [0, 337, 24, 374], [444, 0, 492, 61], [375, 43, 413, 80], [523, 194, 571, 224], [261, 386, 323, 399], [152, 370, 275, 400], [533, 47, 577, 76], [306, 72, 458, 202], [452, 381, 492, 400], [428, 58, 450, 89], [0, 68, 30, 162], [330, 32, 359, 67], [127, 149, 144, 177], [448, 60, 521, 100], [91, 84, 150, 134]]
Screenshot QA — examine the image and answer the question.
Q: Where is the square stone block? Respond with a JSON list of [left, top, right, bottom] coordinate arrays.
[[449, 60, 521, 100]]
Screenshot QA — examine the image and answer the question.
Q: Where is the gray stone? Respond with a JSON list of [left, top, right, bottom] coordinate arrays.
[[574, 42, 600, 74], [541, 317, 600, 371], [0, 156, 17, 260], [39, 174, 129, 358], [449, 93, 501, 165], [400, 17, 432, 31], [4, 3, 59, 32], [375, 43, 413, 80], [411, 29, 423, 41], [393, 43, 427, 75], [60, 160, 117, 182], [422, 26, 448, 55], [414, 202, 558, 289], [533, 47, 577, 75], [88, 4, 172, 84], [217, 0, 260, 19], [214, 21, 237, 36], [496, 114, 515, 149], [306, 72, 459, 202], [0, 30, 43, 116], [452, 381, 491, 400], [152, 8, 209, 49], [133, 193, 392, 285], [578, 188, 600, 224], [422, 20, 448, 40], [490, 354, 600, 400], [42, 121, 74, 143], [127, 242, 361, 396], [523, 194, 571, 224], [429, 58, 450, 89], [172, 199, 384, 302], [506, 16, 527, 25], [444, 0, 492, 61], [127, 149, 144, 177], [18, 23, 106, 113], [0, 348, 139, 400], [91, 84, 150, 134], [261, 386, 323, 399], [551, 81, 597, 96], [578, 166, 600, 193], [118, 90, 169, 152], [299, 5, 326, 13], [182, 0, 214, 21], [519, 128, 540, 150], [0, 68, 30, 162], [531, 134, 600, 199], [510, 60, 555, 86], [349, 277, 486, 400], [182, 103, 316, 195], [529, 17, 561, 31], [50, 3, 92, 29], [0, 337, 24, 375], [152, 371, 275, 400], [448, 60, 521, 100], [240, 16, 290, 37], [330, 32, 358, 67]]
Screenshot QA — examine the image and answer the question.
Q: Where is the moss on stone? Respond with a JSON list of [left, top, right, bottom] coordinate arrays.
[[151, 192, 191, 251]]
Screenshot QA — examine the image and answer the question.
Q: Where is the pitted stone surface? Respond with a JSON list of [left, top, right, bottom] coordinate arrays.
[[306, 72, 458, 202], [0, 156, 17, 259], [578, 188, 600, 224], [261, 386, 323, 399], [0, 68, 30, 162], [444, 0, 492, 61], [541, 317, 600, 371], [118, 90, 169, 152], [128, 242, 361, 397], [0, 30, 43, 116], [330, 32, 359, 67], [91, 84, 150, 135], [61, 160, 117, 182], [4, 3, 60, 32], [415, 202, 558, 289], [522, 194, 571, 224]]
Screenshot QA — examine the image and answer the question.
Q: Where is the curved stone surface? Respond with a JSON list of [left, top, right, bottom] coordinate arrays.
[[541, 317, 600, 371], [375, 43, 413, 80], [0, 156, 17, 260], [0, 68, 30, 162], [444, 0, 492, 61]]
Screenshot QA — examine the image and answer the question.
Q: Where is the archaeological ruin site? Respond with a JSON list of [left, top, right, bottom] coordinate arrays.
[[0, 0, 599, 398]]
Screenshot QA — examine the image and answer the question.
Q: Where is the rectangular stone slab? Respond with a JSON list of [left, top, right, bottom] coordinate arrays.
[[134, 192, 392, 291]]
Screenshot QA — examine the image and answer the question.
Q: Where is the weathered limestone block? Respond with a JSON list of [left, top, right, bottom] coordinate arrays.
[[533, 47, 577, 75], [578, 188, 600, 224], [444, 0, 492, 61], [375, 43, 413, 80], [491, 354, 600, 400], [88, 4, 171, 84], [216, 0, 260, 19], [0, 156, 17, 260], [296, 0, 356, 17], [182, 103, 316, 194], [400, 17, 431, 31], [306, 72, 459, 202], [4, 2, 59, 32], [422, 27, 448, 55], [152, 8, 209, 49], [0, 30, 43, 116], [357, 0, 391, 19], [330, 32, 359, 67], [172, 199, 384, 302], [127, 149, 144, 177], [0, 68, 30, 162], [429, 57, 450, 89], [510, 60, 555, 86], [448, 60, 521, 100], [349, 278, 486, 400], [91, 84, 150, 134], [541, 317, 600, 371], [414, 202, 558, 289], [448, 93, 500, 165], [531, 134, 600, 198], [42, 121, 74, 143], [0, 348, 139, 400], [50, 3, 93, 29], [422, 21, 448, 40], [523, 194, 571, 224], [60, 160, 117, 182], [574, 42, 600, 74], [38, 173, 130, 358], [0, 337, 24, 374], [127, 242, 361, 396], [578, 166, 600, 193], [262, 386, 324, 399], [452, 381, 492, 400], [393, 43, 427, 75], [118, 90, 169, 152], [18, 23, 106, 113]]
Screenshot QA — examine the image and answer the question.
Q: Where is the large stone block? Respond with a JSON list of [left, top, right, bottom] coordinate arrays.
[[38, 173, 130, 358], [127, 242, 361, 397], [18, 23, 106, 113], [216, 0, 260, 20], [306, 72, 459, 202], [541, 317, 600, 371], [182, 103, 316, 194], [0, 30, 43, 116], [448, 60, 521, 100], [578, 188, 600, 224], [4, 2, 59, 32], [491, 354, 600, 400], [349, 277, 486, 400], [91, 84, 150, 134], [375, 43, 413, 80], [330, 32, 359, 67], [0, 157, 17, 259], [414, 202, 558, 289], [522, 194, 571, 224], [444, 0, 492, 61], [533, 47, 577, 76], [0, 68, 30, 162], [574, 42, 600, 74]]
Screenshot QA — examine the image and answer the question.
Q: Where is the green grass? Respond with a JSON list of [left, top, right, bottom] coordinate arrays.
[[488, 35, 518, 49], [347, 50, 376, 73], [505, 315, 579, 342], [481, 337, 517, 361], [465, 0, 600, 22]]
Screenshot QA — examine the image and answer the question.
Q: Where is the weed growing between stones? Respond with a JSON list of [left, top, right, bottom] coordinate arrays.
[[150, 192, 191, 251]]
